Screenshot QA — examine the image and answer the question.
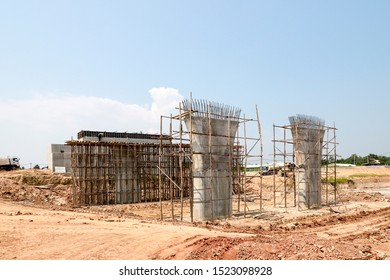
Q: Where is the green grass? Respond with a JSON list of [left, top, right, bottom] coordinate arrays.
[[323, 173, 389, 187], [349, 173, 387, 178], [323, 176, 352, 186]]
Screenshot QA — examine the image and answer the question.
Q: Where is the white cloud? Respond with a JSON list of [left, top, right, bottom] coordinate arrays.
[[0, 88, 184, 166], [150, 87, 183, 116]]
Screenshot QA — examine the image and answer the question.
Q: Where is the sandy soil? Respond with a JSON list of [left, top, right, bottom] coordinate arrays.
[[1, 167, 390, 260]]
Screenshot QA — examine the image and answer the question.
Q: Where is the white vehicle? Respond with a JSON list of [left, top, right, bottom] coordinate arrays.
[[0, 156, 20, 171]]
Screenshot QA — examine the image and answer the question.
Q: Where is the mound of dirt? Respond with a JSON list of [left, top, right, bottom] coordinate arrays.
[[0, 170, 72, 207]]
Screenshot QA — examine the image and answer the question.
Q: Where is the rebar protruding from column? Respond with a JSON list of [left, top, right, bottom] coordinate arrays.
[[289, 114, 325, 209], [182, 99, 241, 220]]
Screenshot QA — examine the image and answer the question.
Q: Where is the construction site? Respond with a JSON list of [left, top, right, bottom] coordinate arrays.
[[1, 97, 390, 260]]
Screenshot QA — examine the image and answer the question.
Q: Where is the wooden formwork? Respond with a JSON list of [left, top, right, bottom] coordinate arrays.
[[67, 141, 191, 206]]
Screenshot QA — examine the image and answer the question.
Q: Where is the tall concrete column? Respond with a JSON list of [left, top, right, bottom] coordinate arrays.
[[289, 115, 325, 209], [182, 99, 241, 221]]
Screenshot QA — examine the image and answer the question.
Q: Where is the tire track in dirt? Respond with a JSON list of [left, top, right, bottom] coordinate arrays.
[[171, 207, 390, 260], [277, 207, 390, 240]]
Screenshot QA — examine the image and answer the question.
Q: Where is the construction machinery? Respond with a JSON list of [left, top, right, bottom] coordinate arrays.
[[0, 156, 20, 171]]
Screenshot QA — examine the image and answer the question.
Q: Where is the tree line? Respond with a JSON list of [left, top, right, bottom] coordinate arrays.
[[334, 153, 390, 166]]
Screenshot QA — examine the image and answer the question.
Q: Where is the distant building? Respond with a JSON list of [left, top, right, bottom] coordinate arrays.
[[47, 144, 72, 173]]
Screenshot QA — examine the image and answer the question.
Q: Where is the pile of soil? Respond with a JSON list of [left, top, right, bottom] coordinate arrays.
[[0, 170, 72, 207]]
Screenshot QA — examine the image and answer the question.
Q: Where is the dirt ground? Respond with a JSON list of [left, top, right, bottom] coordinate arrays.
[[1, 166, 390, 260]]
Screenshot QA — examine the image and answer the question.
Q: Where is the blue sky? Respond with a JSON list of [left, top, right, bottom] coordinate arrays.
[[1, 0, 389, 166]]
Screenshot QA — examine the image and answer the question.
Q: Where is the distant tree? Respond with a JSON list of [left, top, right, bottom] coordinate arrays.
[[336, 153, 390, 166], [322, 156, 337, 165], [378, 155, 390, 165], [33, 164, 40, 169], [341, 154, 363, 165]]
